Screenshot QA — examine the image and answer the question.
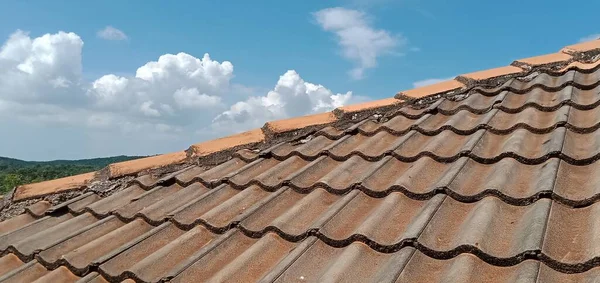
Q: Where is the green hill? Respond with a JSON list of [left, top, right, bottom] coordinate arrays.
[[0, 155, 144, 194]]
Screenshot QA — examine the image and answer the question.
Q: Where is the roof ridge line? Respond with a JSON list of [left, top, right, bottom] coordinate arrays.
[[396, 38, 600, 106], [10, 101, 407, 202], [9, 38, 600, 202]]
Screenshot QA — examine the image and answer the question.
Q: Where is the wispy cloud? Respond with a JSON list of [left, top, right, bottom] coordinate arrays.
[[97, 26, 128, 41], [414, 8, 436, 20], [579, 34, 600, 43], [412, 77, 453, 88], [313, 7, 404, 80]]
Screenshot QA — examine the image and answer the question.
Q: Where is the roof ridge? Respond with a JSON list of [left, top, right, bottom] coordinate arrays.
[[8, 38, 600, 202], [399, 39, 600, 104]]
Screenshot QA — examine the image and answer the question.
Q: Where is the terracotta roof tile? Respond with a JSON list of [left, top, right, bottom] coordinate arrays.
[[24, 201, 51, 217], [188, 128, 265, 158], [0, 262, 49, 282], [13, 172, 96, 201], [460, 65, 525, 81], [562, 39, 600, 54], [397, 79, 465, 99], [0, 254, 24, 277], [561, 59, 600, 72], [263, 112, 337, 136], [35, 266, 80, 282], [107, 151, 187, 178], [335, 98, 403, 115], [4, 41, 600, 282], [396, 251, 539, 282], [514, 52, 573, 67]]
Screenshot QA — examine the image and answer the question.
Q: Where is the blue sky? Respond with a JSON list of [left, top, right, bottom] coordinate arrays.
[[0, 0, 597, 160]]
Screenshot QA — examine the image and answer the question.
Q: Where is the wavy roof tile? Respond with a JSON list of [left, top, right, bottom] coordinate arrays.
[[1, 40, 600, 282]]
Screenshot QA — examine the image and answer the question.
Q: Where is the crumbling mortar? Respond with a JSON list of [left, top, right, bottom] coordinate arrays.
[[5, 49, 598, 220]]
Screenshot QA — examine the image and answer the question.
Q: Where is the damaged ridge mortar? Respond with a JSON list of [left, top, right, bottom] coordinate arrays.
[[402, 56, 589, 112], [5, 44, 600, 220], [0, 67, 545, 218], [0, 108, 404, 219]]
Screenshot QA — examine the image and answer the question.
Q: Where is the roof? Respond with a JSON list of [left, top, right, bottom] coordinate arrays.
[[1, 39, 600, 282]]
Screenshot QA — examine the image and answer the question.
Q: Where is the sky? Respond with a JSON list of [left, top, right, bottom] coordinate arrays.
[[0, 0, 597, 161]]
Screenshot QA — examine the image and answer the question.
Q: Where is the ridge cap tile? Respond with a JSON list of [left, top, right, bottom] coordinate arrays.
[[459, 65, 526, 81], [107, 151, 187, 179], [188, 128, 265, 158], [14, 172, 97, 201], [263, 112, 337, 135], [396, 79, 465, 100], [561, 39, 600, 54], [335, 97, 404, 114], [513, 52, 573, 67]]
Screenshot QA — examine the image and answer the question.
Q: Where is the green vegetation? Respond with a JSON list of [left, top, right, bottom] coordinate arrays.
[[0, 156, 144, 194]]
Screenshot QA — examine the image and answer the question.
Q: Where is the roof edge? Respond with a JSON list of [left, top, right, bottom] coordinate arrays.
[[11, 98, 406, 201], [10, 38, 600, 202], [394, 39, 600, 106]]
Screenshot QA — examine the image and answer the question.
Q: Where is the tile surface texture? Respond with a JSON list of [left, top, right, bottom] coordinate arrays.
[[2, 62, 600, 282]]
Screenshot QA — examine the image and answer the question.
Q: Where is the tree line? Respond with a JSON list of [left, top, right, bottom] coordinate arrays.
[[0, 156, 143, 193]]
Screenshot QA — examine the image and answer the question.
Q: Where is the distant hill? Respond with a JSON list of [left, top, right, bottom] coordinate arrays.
[[0, 155, 144, 194]]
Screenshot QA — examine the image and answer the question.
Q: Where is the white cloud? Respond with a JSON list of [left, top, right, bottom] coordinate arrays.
[[0, 30, 361, 160], [213, 70, 356, 131], [86, 52, 234, 124], [314, 7, 403, 80], [89, 74, 129, 106], [139, 101, 161, 117], [0, 30, 84, 104], [97, 26, 128, 41], [413, 77, 453, 88], [580, 34, 600, 43], [173, 88, 221, 109]]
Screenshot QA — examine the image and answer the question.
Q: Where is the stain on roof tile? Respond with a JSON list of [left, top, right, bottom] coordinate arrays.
[[396, 251, 539, 282]]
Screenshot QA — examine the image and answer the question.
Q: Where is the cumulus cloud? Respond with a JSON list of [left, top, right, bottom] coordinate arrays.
[[0, 30, 360, 159], [412, 77, 453, 88], [97, 26, 128, 41], [173, 88, 221, 109], [580, 34, 600, 43], [314, 7, 403, 80], [86, 52, 234, 126], [0, 30, 84, 104], [213, 70, 354, 130]]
